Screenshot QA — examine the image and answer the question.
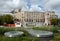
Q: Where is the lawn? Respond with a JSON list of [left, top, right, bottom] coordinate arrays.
[[0, 27, 38, 41], [0, 26, 60, 41], [32, 26, 60, 41]]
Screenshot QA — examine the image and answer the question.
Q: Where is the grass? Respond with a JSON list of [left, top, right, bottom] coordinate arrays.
[[50, 33, 60, 41], [32, 26, 60, 33], [32, 26, 60, 41], [0, 27, 38, 41], [0, 36, 39, 41], [0, 26, 60, 41]]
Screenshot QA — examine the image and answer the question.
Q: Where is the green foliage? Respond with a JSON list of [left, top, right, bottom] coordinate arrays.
[[0, 28, 38, 41], [50, 33, 60, 41], [50, 18, 60, 26], [0, 28, 15, 35], [50, 18, 58, 26], [58, 18, 60, 24], [0, 27, 60, 41], [32, 26, 60, 33], [0, 14, 14, 25], [0, 16, 3, 25], [50, 27, 58, 33]]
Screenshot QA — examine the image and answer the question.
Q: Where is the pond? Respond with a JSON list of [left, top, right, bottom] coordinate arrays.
[[4, 31, 24, 37], [26, 29, 53, 41]]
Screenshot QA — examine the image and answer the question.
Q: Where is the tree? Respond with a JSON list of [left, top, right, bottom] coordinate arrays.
[[0, 14, 14, 25], [58, 18, 60, 24], [50, 18, 58, 26], [3, 15, 14, 24], [0, 16, 3, 25]]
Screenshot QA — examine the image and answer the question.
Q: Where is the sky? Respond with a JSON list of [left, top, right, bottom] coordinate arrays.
[[0, 0, 60, 17]]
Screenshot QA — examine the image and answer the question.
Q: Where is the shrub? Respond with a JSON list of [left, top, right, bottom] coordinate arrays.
[[0, 28, 15, 35], [32, 26, 59, 33]]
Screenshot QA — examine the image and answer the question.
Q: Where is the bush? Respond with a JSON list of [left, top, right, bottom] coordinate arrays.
[[50, 27, 58, 33], [0, 28, 15, 35], [0, 14, 14, 25], [32, 26, 59, 33]]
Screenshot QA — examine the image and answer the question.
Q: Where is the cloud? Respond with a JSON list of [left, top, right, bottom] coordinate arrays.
[[6, 0, 27, 8], [42, 0, 60, 17], [30, 0, 40, 5], [0, 0, 27, 12], [0, 0, 60, 17], [44, 0, 60, 10], [0, 0, 45, 12], [21, 6, 29, 11], [30, 5, 43, 12]]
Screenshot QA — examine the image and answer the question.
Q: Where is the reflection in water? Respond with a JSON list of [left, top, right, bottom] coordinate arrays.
[[38, 37, 53, 41]]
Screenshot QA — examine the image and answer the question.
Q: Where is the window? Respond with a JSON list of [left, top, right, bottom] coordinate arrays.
[[16, 23, 20, 25], [15, 12, 18, 13]]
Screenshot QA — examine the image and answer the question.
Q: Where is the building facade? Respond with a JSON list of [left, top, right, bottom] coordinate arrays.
[[13, 9, 57, 26]]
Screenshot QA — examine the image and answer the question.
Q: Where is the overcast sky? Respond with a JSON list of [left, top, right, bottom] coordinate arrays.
[[0, 0, 60, 17]]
